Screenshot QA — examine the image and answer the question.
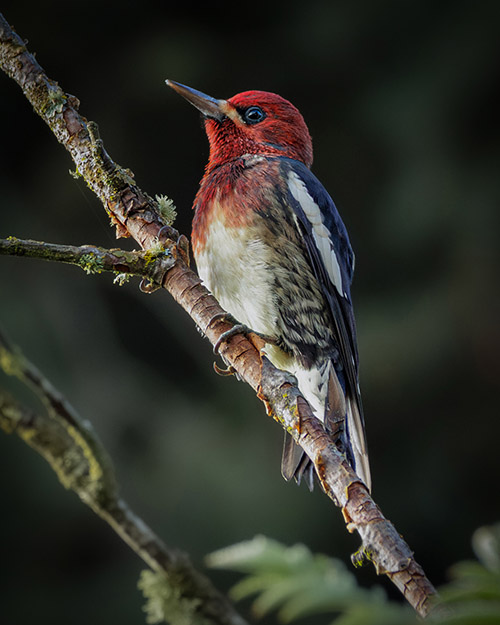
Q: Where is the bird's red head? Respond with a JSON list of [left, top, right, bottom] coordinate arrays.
[[167, 81, 313, 172]]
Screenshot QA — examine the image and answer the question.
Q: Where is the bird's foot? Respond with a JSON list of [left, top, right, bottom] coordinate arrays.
[[139, 227, 189, 294], [157, 225, 190, 266], [213, 322, 252, 355], [209, 312, 274, 355]]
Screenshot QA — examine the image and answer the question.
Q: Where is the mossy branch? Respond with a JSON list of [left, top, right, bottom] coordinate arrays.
[[0, 328, 247, 625], [0, 236, 175, 286], [0, 11, 437, 617]]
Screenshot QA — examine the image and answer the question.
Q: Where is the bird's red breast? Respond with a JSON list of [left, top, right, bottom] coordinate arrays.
[[192, 155, 286, 254], [191, 90, 313, 255]]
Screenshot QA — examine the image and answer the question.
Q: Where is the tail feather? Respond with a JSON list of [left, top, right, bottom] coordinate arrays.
[[281, 433, 314, 491], [280, 361, 371, 493], [281, 431, 302, 482], [345, 397, 371, 491]]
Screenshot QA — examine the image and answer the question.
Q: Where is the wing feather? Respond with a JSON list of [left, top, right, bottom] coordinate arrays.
[[284, 160, 371, 491]]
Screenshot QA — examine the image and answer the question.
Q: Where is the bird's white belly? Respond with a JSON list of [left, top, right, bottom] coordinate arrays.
[[195, 218, 329, 423], [195, 219, 278, 339]]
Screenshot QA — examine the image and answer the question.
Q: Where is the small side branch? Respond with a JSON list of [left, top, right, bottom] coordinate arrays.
[[0, 236, 175, 285]]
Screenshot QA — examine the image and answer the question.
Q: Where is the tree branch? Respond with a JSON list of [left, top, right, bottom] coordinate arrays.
[[0, 328, 248, 625], [0, 236, 175, 285], [0, 12, 437, 617]]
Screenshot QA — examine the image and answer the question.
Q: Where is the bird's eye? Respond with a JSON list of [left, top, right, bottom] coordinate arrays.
[[243, 106, 266, 124]]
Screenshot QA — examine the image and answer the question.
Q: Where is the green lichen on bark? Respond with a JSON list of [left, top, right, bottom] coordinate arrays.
[[351, 545, 375, 569], [79, 252, 106, 274], [0, 338, 23, 377], [156, 194, 177, 225], [0, 332, 117, 506], [41, 82, 67, 118], [138, 569, 210, 625], [0, 386, 116, 505]]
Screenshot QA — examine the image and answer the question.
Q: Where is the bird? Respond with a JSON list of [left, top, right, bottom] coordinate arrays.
[[166, 79, 371, 492]]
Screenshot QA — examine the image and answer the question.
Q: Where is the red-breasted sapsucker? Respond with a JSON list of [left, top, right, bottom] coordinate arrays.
[[166, 80, 371, 492]]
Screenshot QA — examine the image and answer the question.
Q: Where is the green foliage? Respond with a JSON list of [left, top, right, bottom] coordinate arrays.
[[207, 535, 413, 624], [207, 525, 500, 625], [433, 524, 500, 625], [138, 570, 209, 625]]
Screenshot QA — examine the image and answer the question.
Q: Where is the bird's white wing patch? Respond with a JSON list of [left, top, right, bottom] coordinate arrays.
[[288, 171, 343, 296]]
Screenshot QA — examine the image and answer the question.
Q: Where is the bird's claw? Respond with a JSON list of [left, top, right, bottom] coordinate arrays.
[[213, 361, 236, 376], [209, 312, 274, 356], [157, 225, 190, 266], [213, 323, 250, 355], [139, 277, 161, 293], [176, 234, 190, 266], [157, 224, 178, 242], [206, 312, 238, 352]]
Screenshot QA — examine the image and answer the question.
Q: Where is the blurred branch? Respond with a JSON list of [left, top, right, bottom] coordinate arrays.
[[0, 12, 437, 617], [0, 328, 248, 625]]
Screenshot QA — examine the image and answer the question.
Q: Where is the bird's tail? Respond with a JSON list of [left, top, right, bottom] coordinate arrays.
[[344, 396, 371, 491], [280, 363, 371, 492], [281, 432, 315, 490]]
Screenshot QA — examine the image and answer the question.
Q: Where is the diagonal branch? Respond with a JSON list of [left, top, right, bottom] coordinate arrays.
[[0, 328, 248, 625], [0, 12, 437, 617]]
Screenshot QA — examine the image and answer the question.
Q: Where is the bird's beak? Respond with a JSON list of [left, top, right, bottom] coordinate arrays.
[[166, 79, 228, 121]]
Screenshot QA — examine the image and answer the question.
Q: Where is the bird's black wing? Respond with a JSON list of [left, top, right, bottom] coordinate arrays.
[[281, 158, 371, 490]]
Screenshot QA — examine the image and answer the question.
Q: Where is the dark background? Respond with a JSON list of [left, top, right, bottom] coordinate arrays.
[[1, 1, 499, 623]]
